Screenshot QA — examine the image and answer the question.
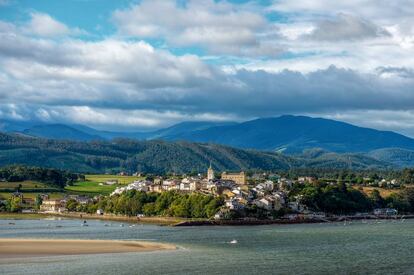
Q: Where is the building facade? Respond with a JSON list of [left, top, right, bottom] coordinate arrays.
[[207, 163, 215, 181], [40, 199, 65, 213], [221, 171, 246, 185]]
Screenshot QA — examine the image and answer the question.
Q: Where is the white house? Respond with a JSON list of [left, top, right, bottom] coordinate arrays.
[[225, 198, 245, 211]]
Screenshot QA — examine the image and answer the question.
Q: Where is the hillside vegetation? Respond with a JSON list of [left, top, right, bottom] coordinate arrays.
[[0, 132, 392, 174]]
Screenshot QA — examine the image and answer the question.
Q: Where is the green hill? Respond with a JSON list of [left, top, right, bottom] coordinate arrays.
[[0, 132, 391, 173]]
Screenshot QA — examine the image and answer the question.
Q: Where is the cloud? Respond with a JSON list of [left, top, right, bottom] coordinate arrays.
[[2, 23, 414, 130], [25, 12, 70, 37], [112, 0, 282, 57], [320, 110, 414, 137], [269, 0, 414, 23], [307, 13, 390, 41], [22, 12, 86, 37], [376, 66, 414, 79], [0, 2, 414, 136]]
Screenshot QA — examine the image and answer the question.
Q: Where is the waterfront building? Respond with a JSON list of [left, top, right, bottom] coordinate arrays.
[[40, 199, 66, 213], [225, 198, 245, 210]]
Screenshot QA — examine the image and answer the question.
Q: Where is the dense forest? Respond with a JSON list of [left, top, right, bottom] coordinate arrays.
[[279, 168, 414, 184], [67, 190, 224, 219], [291, 182, 414, 214], [0, 165, 84, 188], [0, 132, 394, 174]]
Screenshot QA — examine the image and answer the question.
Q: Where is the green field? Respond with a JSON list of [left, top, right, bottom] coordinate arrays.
[[0, 192, 64, 200], [0, 175, 145, 199], [64, 174, 144, 196], [85, 174, 144, 185], [65, 181, 118, 196], [0, 181, 58, 190]]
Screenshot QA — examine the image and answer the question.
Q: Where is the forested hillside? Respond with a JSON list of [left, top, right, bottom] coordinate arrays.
[[0, 132, 391, 174]]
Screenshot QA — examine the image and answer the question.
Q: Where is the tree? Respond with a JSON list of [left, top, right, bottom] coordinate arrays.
[[35, 194, 43, 210], [66, 199, 79, 212], [370, 189, 385, 208], [7, 197, 22, 212], [402, 187, 414, 212]]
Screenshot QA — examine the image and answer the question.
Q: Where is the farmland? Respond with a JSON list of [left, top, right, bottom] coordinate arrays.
[[0, 175, 144, 199]]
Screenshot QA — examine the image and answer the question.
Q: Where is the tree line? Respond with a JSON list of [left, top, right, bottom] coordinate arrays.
[[67, 190, 224, 219], [0, 165, 84, 188], [290, 181, 414, 214]]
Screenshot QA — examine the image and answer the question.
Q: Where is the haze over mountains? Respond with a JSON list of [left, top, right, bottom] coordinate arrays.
[[0, 131, 392, 173], [3, 115, 414, 153], [1, 115, 414, 172]]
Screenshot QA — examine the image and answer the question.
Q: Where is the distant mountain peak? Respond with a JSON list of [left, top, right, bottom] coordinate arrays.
[[1, 116, 414, 155]]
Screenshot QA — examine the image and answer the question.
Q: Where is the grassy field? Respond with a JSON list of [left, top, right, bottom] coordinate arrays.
[[85, 175, 143, 185], [65, 181, 118, 196], [64, 174, 145, 196], [355, 186, 398, 198], [0, 181, 60, 190], [0, 175, 145, 199], [0, 181, 63, 200], [0, 192, 64, 200]]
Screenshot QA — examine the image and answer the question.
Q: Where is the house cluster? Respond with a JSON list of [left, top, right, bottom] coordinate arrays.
[[39, 194, 92, 213], [109, 164, 315, 218], [110, 163, 249, 197], [377, 179, 400, 188]]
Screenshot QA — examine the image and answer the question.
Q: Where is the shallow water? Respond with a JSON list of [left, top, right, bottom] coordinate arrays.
[[0, 218, 413, 274]]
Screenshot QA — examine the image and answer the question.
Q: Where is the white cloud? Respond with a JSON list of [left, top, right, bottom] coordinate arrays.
[[22, 12, 86, 37], [319, 110, 414, 137], [25, 12, 70, 37], [0, 1, 414, 136], [112, 0, 282, 57], [307, 13, 390, 41]]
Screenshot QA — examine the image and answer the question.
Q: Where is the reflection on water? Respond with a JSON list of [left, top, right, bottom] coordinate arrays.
[[1, 218, 414, 274]]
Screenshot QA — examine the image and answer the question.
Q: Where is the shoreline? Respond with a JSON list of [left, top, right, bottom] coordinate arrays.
[[1, 212, 413, 226], [0, 212, 188, 225], [174, 215, 414, 226], [0, 238, 176, 259]]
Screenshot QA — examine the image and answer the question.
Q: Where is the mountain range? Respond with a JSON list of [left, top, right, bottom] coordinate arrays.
[[0, 131, 393, 173], [3, 115, 414, 155]]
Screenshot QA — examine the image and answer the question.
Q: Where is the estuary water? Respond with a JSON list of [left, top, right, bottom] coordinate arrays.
[[0, 218, 414, 274]]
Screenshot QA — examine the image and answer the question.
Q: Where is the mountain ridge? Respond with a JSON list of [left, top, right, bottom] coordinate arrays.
[[0, 131, 393, 173], [2, 115, 414, 155]]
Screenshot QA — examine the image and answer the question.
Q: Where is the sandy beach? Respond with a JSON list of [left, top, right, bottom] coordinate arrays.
[[0, 238, 176, 258]]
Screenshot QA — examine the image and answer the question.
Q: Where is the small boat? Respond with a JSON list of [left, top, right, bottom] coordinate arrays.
[[81, 223, 88, 227], [120, 224, 124, 227], [229, 239, 238, 244], [8, 222, 15, 225]]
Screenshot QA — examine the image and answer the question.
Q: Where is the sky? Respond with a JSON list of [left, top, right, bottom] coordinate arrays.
[[0, 0, 414, 136]]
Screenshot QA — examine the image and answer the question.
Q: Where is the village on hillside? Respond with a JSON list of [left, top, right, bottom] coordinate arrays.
[[26, 163, 404, 222]]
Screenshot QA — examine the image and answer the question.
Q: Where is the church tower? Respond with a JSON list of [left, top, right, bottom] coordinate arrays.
[[207, 162, 214, 181]]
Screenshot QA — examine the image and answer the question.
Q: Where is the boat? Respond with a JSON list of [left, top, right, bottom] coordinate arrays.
[[229, 240, 238, 244]]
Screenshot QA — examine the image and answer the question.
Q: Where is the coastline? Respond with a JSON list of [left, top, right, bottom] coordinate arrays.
[[0, 238, 176, 259], [1, 212, 413, 227], [48, 212, 193, 225], [0, 212, 188, 225], [174, 215, 414, 226]]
